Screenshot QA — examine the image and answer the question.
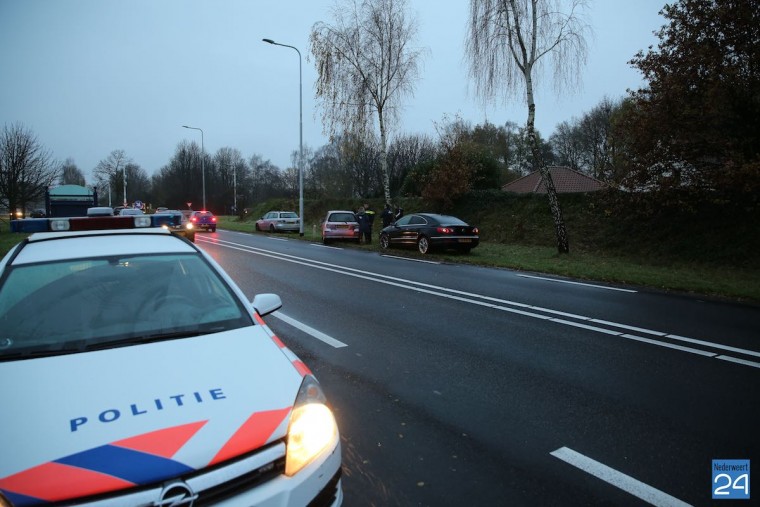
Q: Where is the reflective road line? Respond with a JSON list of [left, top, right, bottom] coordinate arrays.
[[272, 311, 348, 348], [551, 447, 692, 507]]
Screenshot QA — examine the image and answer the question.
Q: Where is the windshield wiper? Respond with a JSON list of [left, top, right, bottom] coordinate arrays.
[[84, 330, 207, 351]]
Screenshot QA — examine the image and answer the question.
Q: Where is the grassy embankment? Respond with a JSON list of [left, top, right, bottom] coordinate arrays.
[[2, 191, 757, 302]]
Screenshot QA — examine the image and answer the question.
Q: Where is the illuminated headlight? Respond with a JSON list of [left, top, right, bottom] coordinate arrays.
[[285, 375, 337, 476], [186, 222, 194, 230], [134, 216, 151, 228], [161, 225, 169, 230], [49, 219, 70, 231]]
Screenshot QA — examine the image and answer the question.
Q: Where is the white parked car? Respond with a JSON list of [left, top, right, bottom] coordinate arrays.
[[0, 220, 342, 506], [255, 211, 301, 233]]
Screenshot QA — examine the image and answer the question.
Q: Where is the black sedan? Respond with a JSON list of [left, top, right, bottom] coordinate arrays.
[[379, 213, 479, 254]]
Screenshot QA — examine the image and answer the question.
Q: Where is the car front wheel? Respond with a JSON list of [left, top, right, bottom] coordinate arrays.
[[417, 236, 430, 254], [380, 233, 390, 250]]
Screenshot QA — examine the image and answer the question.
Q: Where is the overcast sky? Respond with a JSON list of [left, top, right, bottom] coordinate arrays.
[[0, 0, 666, 182]]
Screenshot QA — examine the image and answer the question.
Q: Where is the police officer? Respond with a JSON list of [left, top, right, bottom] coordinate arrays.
[[381, 203, 394, 228]]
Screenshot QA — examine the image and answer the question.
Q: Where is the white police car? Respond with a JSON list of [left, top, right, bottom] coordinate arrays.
[[0, 218, 342, 506]]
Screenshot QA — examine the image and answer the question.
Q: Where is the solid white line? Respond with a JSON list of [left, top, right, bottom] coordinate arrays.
[[310, 243, 343, 250], [550, 447, 691, 507], [271, 311, 348, 348], [266, 237, 289, 242], [518, 274, 638, 293], [380, 254, 440, 264]]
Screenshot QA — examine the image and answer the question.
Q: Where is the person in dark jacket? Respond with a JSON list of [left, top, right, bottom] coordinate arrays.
[[361, 203, 375, 244], [356, 206, 369, 244], [381, 203, 394, 228]]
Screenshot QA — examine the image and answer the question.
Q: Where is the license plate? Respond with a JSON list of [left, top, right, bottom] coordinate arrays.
[[458, 239, 472, 243], [336, 224, 348, 229]]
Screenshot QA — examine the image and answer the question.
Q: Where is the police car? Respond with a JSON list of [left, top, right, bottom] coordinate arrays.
[[0, 217, 342, 506]]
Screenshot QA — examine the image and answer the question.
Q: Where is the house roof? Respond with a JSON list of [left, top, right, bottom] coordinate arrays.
[[502, 166, 606, 194]]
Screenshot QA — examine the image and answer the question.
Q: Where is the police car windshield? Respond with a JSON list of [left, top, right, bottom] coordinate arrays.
[[0, 253, 252, 358]]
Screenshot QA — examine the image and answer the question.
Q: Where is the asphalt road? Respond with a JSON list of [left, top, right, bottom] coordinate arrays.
[[197, 230, 759, 506]]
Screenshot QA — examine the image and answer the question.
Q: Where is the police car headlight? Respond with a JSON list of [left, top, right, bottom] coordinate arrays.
[[0, 491, 13, 507], [285, 375, 337, 477], [186, 222, 194, 230]]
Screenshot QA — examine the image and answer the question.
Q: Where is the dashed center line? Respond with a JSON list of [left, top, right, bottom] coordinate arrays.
[[551, 447, 692, 507]]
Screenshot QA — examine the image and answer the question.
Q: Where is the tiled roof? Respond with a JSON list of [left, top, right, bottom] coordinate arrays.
[[502, 166, 606, 194]]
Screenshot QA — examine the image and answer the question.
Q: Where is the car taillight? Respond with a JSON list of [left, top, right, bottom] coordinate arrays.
[[212, 217, 217, 222], [437, 227, 454, 234], [191, 217, 197, 222]]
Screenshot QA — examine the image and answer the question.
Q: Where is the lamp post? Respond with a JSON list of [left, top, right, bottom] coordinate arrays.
[[182, 125, 206, 210], [122, 163, 127, 207], [262, 38, 304, 236]]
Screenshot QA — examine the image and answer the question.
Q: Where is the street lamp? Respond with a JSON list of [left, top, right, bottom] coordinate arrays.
[[263, 38, 304, 236], [182, 125, 206, 210]]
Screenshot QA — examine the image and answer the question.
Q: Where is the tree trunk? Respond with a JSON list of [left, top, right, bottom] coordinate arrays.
[[526, 80, 570, 254], [378, 109, 392, 205]]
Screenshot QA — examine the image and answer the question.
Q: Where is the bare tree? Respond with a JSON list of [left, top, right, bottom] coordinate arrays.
[[0, 122, 60, 215], [466, 0, 590, 253], [94, 150, 132, 206], [60, 158, 86, 186], [310, 0, 424, 205]]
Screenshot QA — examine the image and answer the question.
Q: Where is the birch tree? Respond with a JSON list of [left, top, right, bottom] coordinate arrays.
[[310, 0, 424, 205], [466, 0, 590, 253]]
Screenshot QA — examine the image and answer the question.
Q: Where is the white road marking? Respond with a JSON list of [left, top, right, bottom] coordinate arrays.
[[271, 311, 348, 348], [198, 237, 759, 368], [310, 243, 343, 250], [266, 237, 289, 242], [550, 447, 692, 507], [715, 355, 760, 369], [380, 254, 440, 264], [518, 274, 638, 292]]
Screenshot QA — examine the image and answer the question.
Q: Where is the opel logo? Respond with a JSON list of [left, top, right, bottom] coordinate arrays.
[[154, 481, 198, 507]]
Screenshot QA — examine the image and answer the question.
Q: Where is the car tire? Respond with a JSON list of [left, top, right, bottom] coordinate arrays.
[[269, 225, 275, 233], [322, 236, 330, 245], [211, 227, 216, 233], [459, 247, 471, 254], [417, 236, 430, 255], [255, 223, 260, 231], [380, 233, 390, 250]]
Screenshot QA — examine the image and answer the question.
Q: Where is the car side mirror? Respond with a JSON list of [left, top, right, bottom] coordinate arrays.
[[252, 293, 282, 317]]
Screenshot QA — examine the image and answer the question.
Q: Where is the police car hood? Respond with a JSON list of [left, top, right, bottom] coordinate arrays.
[[0, 326, 304, 502]]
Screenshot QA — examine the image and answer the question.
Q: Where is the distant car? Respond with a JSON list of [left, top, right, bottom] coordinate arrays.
[[120, 208, 144, 216], [0, 223, 342, 506], [255, 211, 301, 233], [321, 210, 360, 245], [86, 206, 115, 217], [113, 206, 125, 216], [379, 213, 480, 254], [29, 209, 46, 218], [153, 209, 195, 242], [190, 210, 217, 232]]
